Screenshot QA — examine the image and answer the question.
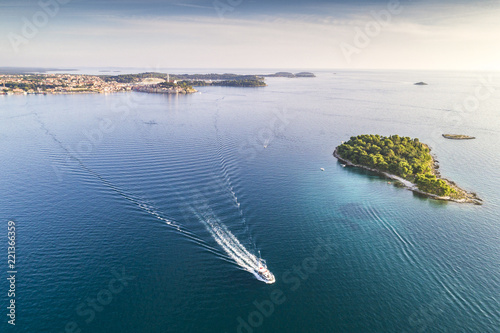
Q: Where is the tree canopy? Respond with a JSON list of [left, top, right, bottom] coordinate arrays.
[[337, 134, 456, 197]]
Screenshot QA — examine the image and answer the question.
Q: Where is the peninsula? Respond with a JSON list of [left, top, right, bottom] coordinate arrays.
[[104, 73, 267, 87], [0, 73, 195, 95], [0, 72, 269, 95], [334, 134, 482, 204]]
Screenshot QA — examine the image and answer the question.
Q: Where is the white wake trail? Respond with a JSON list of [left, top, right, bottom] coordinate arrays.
[[189, 202, 273, 283]]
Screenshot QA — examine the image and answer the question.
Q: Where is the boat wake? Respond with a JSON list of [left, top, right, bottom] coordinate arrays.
[[36, 111, 274, 283], [33, 112, 216, 251], [189, 200, 275, 284]]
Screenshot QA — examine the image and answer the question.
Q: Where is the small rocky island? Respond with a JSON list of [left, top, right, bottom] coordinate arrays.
[[334, 134, 482, 204], [414, 82, 428, 85], [442, 134, 475, 140]]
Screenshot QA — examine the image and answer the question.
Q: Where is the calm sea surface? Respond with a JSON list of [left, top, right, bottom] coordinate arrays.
[[0, 70, 499, 332]]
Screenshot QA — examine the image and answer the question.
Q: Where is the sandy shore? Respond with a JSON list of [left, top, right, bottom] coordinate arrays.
[[333, 148, 482, 205]]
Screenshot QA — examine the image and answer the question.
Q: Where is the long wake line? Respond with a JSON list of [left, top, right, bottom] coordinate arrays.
[[36, 112, 274, 283], [33, 113, 215, 251], [189, 201, 273, 283]]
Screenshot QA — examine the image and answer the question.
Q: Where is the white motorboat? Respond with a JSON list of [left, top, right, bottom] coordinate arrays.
[[257, 261, 275, 284]]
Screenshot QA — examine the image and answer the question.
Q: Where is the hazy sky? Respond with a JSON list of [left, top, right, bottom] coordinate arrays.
[[1, 0, 499, 70]]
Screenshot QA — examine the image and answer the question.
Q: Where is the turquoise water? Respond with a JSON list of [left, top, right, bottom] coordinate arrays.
[[0, 71, 499, 332]]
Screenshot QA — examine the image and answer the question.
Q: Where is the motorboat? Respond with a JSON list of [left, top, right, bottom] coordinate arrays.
[[257, 262, 276, 284]]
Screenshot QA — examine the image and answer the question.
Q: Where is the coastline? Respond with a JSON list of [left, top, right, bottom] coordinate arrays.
[[0, 89, 196, 96], [132, 86, 197, 94], [0, 72, 267, 95], [1, 91, 129, 95], [333, 148, 482, 205]]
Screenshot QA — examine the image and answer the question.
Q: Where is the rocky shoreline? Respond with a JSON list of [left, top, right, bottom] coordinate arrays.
[[333, 148, 482, 205]]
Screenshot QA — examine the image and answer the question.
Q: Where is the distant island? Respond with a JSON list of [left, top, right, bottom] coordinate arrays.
[[442, 134, 475, 140], [414, 82, 428, 85], [334, 134, 482, 204], [262, 72, 316, 78], [0, 72, 270, 95]]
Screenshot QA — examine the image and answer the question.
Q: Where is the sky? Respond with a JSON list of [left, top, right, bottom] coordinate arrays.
[[1, 0, 499, 70]]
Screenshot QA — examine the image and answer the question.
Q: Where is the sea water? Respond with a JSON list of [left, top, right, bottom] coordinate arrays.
[[0, 70, 499, 332]]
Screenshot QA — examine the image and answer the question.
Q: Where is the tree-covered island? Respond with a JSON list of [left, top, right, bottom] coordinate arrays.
[[334, 134, 482, 204]]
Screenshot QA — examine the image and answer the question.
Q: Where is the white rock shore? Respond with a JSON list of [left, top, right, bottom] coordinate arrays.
[[333, 148, 482, 205]]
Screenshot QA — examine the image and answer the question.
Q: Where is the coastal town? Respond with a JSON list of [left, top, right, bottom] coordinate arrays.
[[0, 73, 196, 95], [0, 74, 130, 94], [0, 71, 317, 95]]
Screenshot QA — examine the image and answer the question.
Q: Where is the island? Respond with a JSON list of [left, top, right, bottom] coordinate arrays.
[[414, 82, 428, 85], [334, 134, 482, 204], [442, 134, 475, 140], [262, 72, 316, 78]]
